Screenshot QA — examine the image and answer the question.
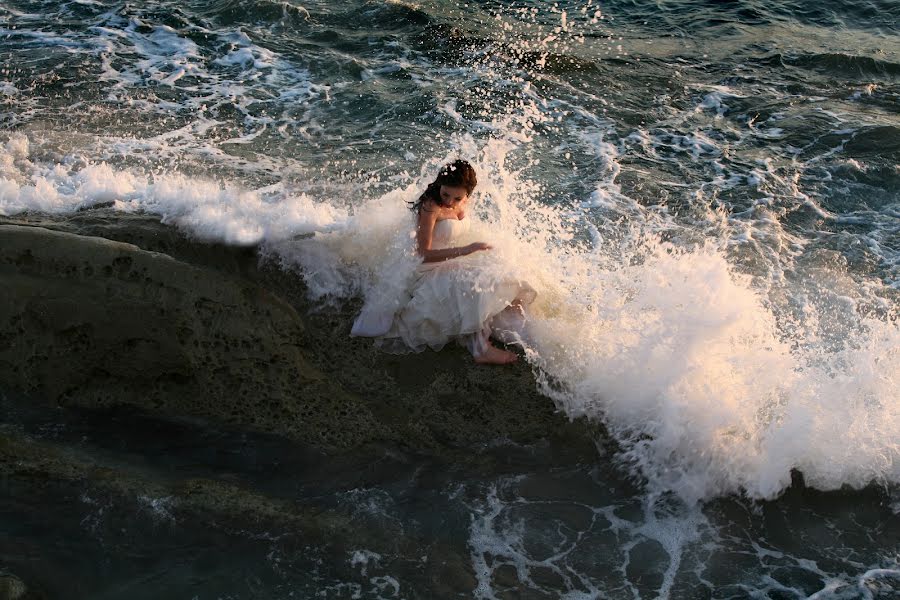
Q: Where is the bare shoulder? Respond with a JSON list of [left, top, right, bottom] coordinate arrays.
[[416, 201, 439, 228]]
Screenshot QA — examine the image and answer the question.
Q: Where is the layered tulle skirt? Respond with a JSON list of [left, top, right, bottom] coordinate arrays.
[[352, 250, 536, 354]]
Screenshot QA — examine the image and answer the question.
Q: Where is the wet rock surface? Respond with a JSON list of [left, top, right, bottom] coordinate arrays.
[[0, 377, 598, 599], [0, 214, 602, 597], [2, 215, 896, 599], [0, 214, 596, 452], [0, 222, 375, 449], [0, 573, 29, 600]]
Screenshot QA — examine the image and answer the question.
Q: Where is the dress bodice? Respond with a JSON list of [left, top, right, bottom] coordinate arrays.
[[431, 218, 470, 250]]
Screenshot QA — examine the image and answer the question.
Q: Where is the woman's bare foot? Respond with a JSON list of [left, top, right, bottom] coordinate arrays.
[[474, 344, 518, 365]]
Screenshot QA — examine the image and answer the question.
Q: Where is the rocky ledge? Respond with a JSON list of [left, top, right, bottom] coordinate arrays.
[[0, 214, 597, 452]]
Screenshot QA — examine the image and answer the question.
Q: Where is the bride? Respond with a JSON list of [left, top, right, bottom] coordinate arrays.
[[351, 160, 536, 365]]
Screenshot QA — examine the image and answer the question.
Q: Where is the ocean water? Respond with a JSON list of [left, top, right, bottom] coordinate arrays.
[[1, 0, 899, 597]]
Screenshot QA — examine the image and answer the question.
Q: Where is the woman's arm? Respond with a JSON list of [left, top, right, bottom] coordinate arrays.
[[420, 243, 492, 263], [416, 208, 492, 263]]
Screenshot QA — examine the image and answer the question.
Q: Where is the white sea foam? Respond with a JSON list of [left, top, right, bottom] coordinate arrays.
[[2, 100, 897, 509], [3, 3, 898, 599], [137, 495, 176, 523], [1, 0, 897, 510], [349, 549, 382, 577], [466, 478, 712, 599], [533, 237, 898, 502], [0, 135, 345, 244], [261, 130, 898, 505]]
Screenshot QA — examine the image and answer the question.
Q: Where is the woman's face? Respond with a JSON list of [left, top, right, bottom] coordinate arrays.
[[439, 184, 469, 208]]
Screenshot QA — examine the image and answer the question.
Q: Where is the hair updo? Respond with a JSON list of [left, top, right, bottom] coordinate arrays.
[[409, 159, 477, 212]]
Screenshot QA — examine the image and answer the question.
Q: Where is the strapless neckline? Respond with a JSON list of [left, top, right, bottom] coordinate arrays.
[[431, 217, 469, 250]]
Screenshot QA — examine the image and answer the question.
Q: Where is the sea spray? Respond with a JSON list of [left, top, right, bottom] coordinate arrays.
[[2, 0, 899, 596], [1, 117, 897, 507], [3, 0, 898, 522], [262, 126, 900, 504]]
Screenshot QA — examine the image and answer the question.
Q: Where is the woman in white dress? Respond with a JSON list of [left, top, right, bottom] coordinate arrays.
[[352, 160, 536, 365]]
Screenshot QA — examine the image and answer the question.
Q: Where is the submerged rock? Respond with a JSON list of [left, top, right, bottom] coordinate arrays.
[[0, 574, 28, 600]]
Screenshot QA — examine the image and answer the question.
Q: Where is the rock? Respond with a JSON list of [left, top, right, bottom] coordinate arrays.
[[0, 215, 603, 600], [0, 429, 350, 537], [0, 217, 599, 453], [0, 574, 27, 600], [0, 223, 377, 449]]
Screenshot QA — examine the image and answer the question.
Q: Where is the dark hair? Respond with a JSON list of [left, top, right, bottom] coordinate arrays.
[[408, 159, 478, 212]]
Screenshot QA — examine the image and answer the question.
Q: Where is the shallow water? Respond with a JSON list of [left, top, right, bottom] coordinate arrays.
[[1, 0, 899, 597], [3, 394, 898, 599]]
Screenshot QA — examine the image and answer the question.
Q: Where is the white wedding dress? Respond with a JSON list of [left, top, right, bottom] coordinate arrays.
[[351, 217, 536, 357]]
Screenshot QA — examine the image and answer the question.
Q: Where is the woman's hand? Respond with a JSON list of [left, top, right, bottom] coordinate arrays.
[[464, 242, 493, 254]]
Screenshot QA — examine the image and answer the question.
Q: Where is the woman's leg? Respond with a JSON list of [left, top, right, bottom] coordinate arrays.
[[464, 321, 517, 365], [490, 302, 527, 346], [464, 322, 491, 357]]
